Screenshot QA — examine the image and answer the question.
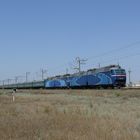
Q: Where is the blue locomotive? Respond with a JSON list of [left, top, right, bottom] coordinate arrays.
[[45, 65, 126, 89], [0, 65, 126, 89]]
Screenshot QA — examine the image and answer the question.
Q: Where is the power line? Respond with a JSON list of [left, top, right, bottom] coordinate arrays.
[[73, 57, 88, 73], [1, 41, 140, 82], [88, 41, 140, 61], [98, 53, 140, 66], [48, 41, 140, 74]]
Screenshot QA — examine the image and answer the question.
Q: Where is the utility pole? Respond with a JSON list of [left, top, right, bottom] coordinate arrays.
[[41, 69, 47, 80], [15, 77, 18, 84], [128, 69, 132, 86], [117, 62, 120, 66], [15, 76, 21, 84], [2, 80, 5, 89], [26, 72, 30, 82], [7, 79, 12, 85], [74, 57, 87, 73], [66, 68, 69, 75]]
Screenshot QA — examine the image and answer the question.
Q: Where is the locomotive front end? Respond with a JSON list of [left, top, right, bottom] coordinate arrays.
[[111, 68, 126, 87]]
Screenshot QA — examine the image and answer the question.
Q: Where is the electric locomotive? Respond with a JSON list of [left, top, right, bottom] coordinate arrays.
[[44, 65, 126, 88]]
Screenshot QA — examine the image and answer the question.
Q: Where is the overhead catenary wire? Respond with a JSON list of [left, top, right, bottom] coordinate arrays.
[[87, 41, 140, 61], [1, 41, 140, 84], [96, 53, 140, 66], [49, 41, 140, 73]]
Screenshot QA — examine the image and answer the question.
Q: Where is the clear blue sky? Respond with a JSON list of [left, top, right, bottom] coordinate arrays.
[[0, 0, 140, 83]]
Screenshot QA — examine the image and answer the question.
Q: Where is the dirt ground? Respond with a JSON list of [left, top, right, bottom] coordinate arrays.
[[0, 89, 140, 140]]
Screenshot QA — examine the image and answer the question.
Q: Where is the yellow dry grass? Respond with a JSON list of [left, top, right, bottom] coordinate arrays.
[[0, 89, 140, 140]]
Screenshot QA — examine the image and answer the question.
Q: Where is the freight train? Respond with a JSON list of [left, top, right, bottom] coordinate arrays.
[[0, 65, 126, 89]]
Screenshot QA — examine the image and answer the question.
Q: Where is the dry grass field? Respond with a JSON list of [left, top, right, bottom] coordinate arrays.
[[0, 89, 140, 140]]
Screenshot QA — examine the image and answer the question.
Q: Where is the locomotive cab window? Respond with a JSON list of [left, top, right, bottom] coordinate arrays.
[[115, 69, 126, 75], [111, 70, 115, 75]]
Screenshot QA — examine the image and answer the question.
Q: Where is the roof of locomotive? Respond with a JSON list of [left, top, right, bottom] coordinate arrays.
[[47, 65, 122, 80], [87, 65, 121, 72]]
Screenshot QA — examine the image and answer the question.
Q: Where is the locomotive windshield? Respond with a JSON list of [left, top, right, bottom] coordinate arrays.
[[111, 69, 126, 75], [115, 69, 126, 74]]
